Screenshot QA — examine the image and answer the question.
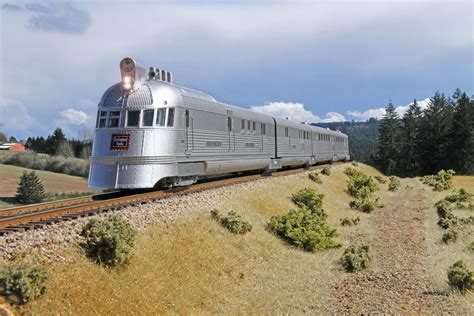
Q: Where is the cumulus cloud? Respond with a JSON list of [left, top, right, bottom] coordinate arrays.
[[348, 98, 431, 121], [250, 102, 346, 123], [2, 1, 90, 33], [60, 108, 91, 125]]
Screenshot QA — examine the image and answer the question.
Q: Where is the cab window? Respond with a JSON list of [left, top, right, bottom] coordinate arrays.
[[142, 109, 154, 127], [97, 110, 107, 128], [167, 108, 175, 127], [156, 108, 166, 126], [127, 110, 140, 127], [108, 111, 120, 128]]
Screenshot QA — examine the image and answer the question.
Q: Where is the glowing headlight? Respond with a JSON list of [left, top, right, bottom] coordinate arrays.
[[122, 75, 134, 90]]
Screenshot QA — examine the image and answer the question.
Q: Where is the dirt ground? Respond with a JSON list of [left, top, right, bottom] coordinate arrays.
[[0, 164, 90, 196]]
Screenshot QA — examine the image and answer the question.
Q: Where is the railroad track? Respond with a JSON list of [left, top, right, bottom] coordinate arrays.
[[0, 162, 344, 235]]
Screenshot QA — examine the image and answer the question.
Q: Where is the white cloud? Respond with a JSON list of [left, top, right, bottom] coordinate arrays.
[[348, 98, 431, 121], [250, 102, 346, 123], [60, 108, 91, 125]]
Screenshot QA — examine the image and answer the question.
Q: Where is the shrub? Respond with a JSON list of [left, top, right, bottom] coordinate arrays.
[[442, 228, 458, 243], [421, 169, 456, 191], [80, 216, 136, 267], [268, 205, 341, 252], [459, 216, 474, 225], [437, 217, 457, 229], [388, 176, 401, 192], [211, 209, 252, 234], [343, 167, 358, 177], [321, 166, 331, 176], [447, 260, 473, 293], [444, 188, 472, 204], [351, 161, 359, 167], [308, 172, 322, 184], [291, 188, 326, 216], [0, 266, 47, 305], [3, 152, 89, 178], [436, 200, 454, 220], [16, 171, 45, 204], [346, 172, 378, 200], [341, 245, 372, 272], [374, 175, 386, 184], [340, 216, 360, 226], [467, 242, 474, 252]]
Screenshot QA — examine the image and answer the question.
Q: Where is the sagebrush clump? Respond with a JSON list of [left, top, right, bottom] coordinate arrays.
[[341, 245, 372, 272], [374, 175, 386, 184], [291, 188, 326, 216], [388, 176, 401, 192], [321, 167, 331, 176], [344, 167, 381, 213], [421, 169, 455, 191], [80, 216, 136, 267], [340, 216, 360, 226], [211, 209, 252, 234], [442, 228, 458, 243], [268, 188, 340, 252], [447, 260, 474, 293], [351, 161, 359, 167], [308, 171, 322, 184], [0, 265, 47, 305], [467, 242, 474, 252]]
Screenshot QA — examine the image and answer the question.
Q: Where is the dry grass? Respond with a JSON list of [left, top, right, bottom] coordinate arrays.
[[423, 175, 474, 303], [21, 164, 376, 314]]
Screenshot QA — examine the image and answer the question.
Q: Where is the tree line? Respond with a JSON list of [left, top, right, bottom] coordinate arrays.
[[376, 88, 473, 177], [25, 128, 92, 160]]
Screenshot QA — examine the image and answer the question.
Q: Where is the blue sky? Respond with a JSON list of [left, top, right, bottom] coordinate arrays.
[[0, 0, 472, 140]]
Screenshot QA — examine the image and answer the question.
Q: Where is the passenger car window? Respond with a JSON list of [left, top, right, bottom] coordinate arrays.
[[142, 109, 154, 127], [156, 108, 166, 126], [261, 123, 266, 135], [127, 110, 140, 127], [167, 108, 175, 127], [241, 119, 245, 130], [227, 117, 232, 131], [252, 121, 256, 130]]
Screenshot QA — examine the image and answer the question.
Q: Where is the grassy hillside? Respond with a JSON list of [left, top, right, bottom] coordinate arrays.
[[0, 164, 92, 208], [6, 163, 470, 314]]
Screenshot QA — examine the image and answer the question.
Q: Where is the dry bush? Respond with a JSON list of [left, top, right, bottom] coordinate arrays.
[[291, 188, 326, 216], [447, 260, 473, 293], [351, 161, 359, 167], [388, 176, 401, 192], [80, 216, 136, 267], [308, 172, 322, 184], [321, 167, 331, 176], [268, 206, 341, 252], [340, 216, 360, 226], [421, 169, 456, 191], [0, 266, 47, 305], [341, 245, 372, 272], [442, 228, 458, 243], [374, 175, 386, 184], [210, 209, 252, 234]]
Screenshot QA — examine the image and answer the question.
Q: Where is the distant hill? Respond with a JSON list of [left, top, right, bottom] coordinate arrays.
[[312, 118, 380, 164]]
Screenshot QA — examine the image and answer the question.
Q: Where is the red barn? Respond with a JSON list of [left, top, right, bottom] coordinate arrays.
[[0, 143, 26, 151]]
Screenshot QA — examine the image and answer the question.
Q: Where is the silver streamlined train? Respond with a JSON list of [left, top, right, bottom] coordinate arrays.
[[88, 57, 350, 189]]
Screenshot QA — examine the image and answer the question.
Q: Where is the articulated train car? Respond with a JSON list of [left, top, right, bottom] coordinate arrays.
[[88, 57, 349, 189]]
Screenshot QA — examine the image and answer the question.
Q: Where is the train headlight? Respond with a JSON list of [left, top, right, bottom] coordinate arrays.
[[122, 75, 134, 90]]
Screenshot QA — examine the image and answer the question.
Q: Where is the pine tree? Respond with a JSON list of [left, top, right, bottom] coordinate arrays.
[[46, 128, 66, 155], [376, 101, 401, 175], [449, 89, 474, 174], [418, 92, 453, 174], [399, 99, 422, 176], [16, 171, 46, 204]]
